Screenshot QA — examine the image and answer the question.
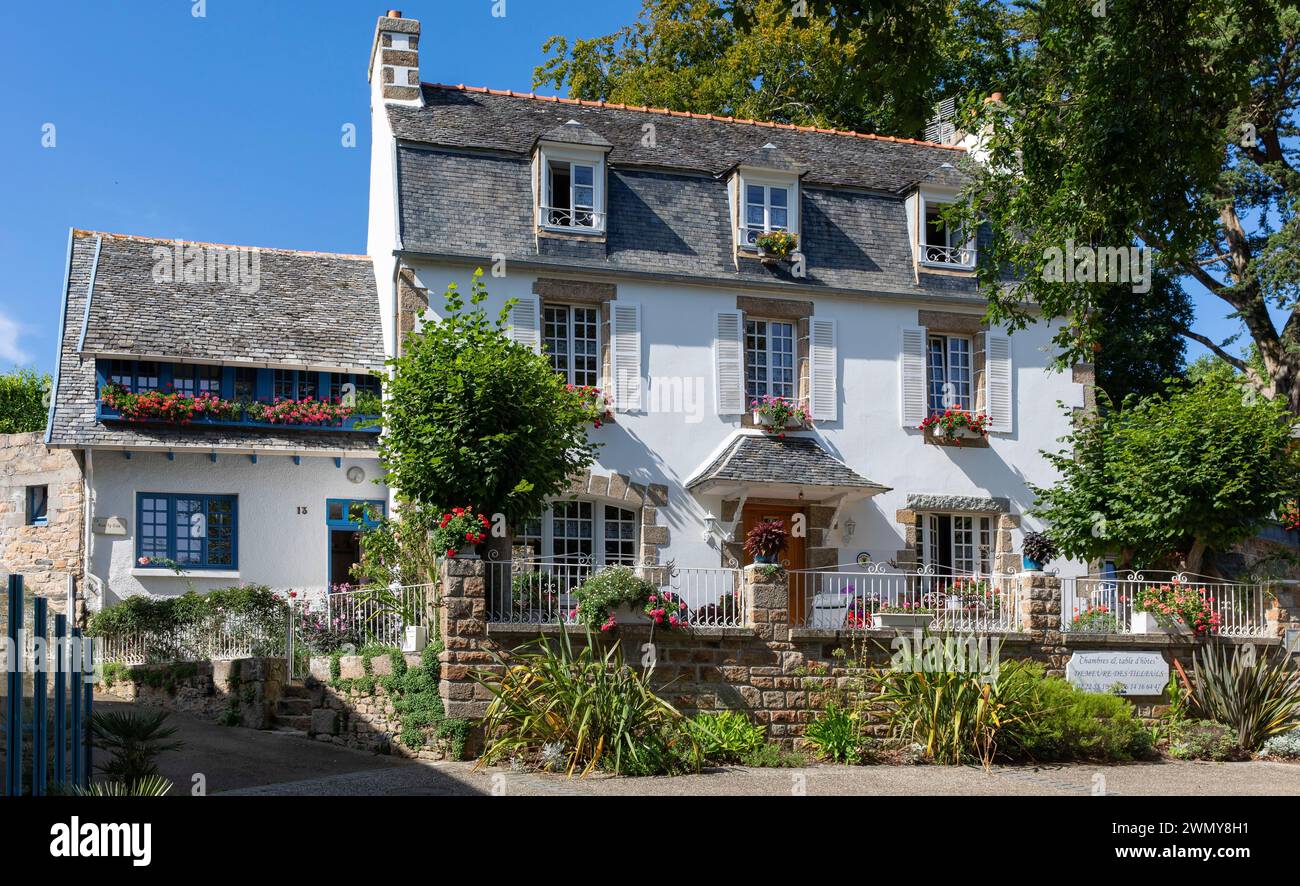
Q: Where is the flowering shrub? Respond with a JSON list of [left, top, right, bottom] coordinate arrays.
[[949, 576, 1004, 614], [572, 567, 687, 632], [1066, 605, 1120, 633], [918, 408, 990, 440], [755, 230, 798, 259], [750, 394, 810, 431], [1134, 580, 1221, 635], [1279, 500, 1300, 532], [100, 382, 239, 423], [644, 588, 690, 629], [245, 397, 353, 426], [568, 384, 612, 428], [433, 506, 490, 558]]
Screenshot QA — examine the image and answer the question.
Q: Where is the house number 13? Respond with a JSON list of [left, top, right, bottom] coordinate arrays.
[[297, 507, 308, 515]]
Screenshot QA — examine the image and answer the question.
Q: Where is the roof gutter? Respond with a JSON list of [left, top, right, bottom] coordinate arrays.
[[394, 248, 1017, 310]]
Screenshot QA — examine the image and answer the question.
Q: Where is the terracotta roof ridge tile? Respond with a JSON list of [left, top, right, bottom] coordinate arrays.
[[420, 82, 967, 152]]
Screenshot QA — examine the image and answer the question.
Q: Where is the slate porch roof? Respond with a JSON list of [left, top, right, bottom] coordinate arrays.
[[390, 84, 988, 301], [686, 433, 889, 498], [46, 230, 384, 454]]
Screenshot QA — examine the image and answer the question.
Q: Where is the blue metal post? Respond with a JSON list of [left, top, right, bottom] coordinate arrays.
[[32, 596, 47, 796], [69, 626, 82, 788], [5, 575, 23, 796], [82, 638, 93, 789], [53, 612, 66, 786]]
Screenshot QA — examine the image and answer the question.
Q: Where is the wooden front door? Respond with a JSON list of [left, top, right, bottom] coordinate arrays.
[[741, 502, 807, 624]]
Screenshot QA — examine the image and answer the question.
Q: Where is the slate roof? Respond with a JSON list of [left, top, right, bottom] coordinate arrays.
[[47, 231, 384, 454], [390, 85, 986, 300], [687, 434, 886, 491]]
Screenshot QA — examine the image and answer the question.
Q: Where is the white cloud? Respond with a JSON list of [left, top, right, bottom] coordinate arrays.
[[0, 311, 31, 365]]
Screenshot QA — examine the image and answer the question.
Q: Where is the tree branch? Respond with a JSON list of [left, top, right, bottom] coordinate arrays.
[[1180, 328, 1249, 372]]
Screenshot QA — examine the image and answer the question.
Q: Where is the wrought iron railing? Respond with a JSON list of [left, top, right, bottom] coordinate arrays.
[[1061, 572, 1273, 637], [920, 243, 976, 267]]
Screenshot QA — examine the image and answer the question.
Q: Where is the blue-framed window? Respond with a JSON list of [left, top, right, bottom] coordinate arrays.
[[26, 485, 48, 526], [328, 372, 381, 404], [136, 493, 238, 570], [326, 499, 386, 529], [173, 364, 222, 398], [105, 359, 160, 392], [273, 369, 319, 401]]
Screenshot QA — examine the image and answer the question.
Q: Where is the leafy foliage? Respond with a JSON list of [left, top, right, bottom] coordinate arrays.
[[1020, 531, 1058, 566], [60, 775, 174, 797], [685, 710, 766, 763], [1034, 365, 1300, 570], [1188, 642, 1300, 750], [1016, 669, 1153, 763], [744, 519, 788, 560], [90, 709, 184, 786], [803, 702, 867, 764], [1168, 719, 1246, 761], [86, 585, 286, 661], [353, 508, 442, 588], [0, 368, 49, 434], [572, 566, 658, 631], [476, 628, 700, 776], [377, 269, 599, 528]]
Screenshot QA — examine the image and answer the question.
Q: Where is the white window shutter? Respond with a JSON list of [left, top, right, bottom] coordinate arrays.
[[610, 301, 642, 412], [507, 296, 541, 353], [808, 318, 837, 422], [985, 332, 1013, 433], [714, 310, 745, 415], [899, 325, 928, 428]]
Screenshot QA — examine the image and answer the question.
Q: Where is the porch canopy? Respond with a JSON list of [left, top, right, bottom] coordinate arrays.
[[685, 432, 891, 503]]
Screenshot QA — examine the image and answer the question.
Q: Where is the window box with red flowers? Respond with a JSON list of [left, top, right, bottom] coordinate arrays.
[[244, 397, 355, 427], [98, 383, 380, 434], [434, 506, 491, 559], [751, 395, 810, 431], [99, 382, 241, 424], [568, 384, 612, 428], [919, 408, 990, 445]]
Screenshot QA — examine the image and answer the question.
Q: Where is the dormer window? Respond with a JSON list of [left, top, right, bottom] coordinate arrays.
[[919, 195, 975, 269], [730, 144, 805, 255], [743, 183, 790, 245], [535, 122, 610, 235]]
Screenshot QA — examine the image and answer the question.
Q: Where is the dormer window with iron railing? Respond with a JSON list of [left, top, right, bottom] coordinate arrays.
[[919, 196, 976, 269], [95, 359, 382, 433], [537, 145, 607, 234]]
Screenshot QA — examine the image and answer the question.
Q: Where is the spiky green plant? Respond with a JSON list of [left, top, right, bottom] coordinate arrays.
[[60, 775, 174, 797], [90, 709, 184, 785], [686, 711, 765, 764], [475, 627, 699, 776], [1188, 643, 1300, 750]]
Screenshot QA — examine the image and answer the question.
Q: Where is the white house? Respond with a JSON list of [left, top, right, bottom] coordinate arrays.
[[43, 10, 1087, 614], [364, 12, 1087, 592]]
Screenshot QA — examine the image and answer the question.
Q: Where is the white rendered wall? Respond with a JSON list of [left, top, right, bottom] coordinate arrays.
[[87, 451, 387, 607], [405, 261, 1086, 577]]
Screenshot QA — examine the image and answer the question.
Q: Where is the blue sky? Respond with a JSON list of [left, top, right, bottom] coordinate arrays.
[[0, 0, 1261, 376]]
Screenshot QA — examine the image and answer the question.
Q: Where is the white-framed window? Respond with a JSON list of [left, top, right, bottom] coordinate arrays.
[[518, 500, 640, 567], [544, 304, 600, 387], [926, 334, 972, 414], [919, 195, 975, 268], [736, 173, 799, 248], [538, 146, 606, 232], [745, 318, 796, 400], [921, 513, 994, 576]]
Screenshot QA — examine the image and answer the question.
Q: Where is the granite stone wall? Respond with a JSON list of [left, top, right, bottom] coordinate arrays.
[[0, 432, 83, 615]]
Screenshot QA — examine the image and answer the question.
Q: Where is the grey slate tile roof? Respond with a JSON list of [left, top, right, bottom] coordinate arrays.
[[47, 231, 383, 454], [688, 434, 885, 490], [390, 85, 984, 299]]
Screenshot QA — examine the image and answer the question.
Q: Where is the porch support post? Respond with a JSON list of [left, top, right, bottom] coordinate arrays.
[[745, 564, 789, 640], [439, 557, 490, 722]]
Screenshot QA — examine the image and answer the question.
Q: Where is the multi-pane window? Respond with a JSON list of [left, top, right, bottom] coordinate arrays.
[[603, 506, 637, 566], [137, 493, 237, 570], [518, 516, 543, 557], [550, 501, 594, 562], [233, 367, 257, 401], [546, 159, 597, 228], [923, 513, 993, 577], [926, 334, 972, 414], [921, 199, 973, 266], [743, 183, 790, 244], [273, 370, 296, 400], [26, 485, 48, 526], [173, 364, 221, 398], [745, 319, 796, 400], [544, 305, 600, 387]]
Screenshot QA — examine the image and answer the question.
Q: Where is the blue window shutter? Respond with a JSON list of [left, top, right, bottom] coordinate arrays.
[[255, 369, 272, 401], [221, 366, 235, 399]]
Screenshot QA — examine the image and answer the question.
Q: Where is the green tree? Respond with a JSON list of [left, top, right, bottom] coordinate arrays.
[[949, 0, 1300, 412], [1034, 362, 1300, 573], [1093, 273, 1194, 403], [377, 269, 600, 530], [0, 368, 49, 434], [535, 0, 1013, 138]]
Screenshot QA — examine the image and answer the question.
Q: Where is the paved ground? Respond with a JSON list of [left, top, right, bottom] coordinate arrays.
[[98, 699, 1300, 797]]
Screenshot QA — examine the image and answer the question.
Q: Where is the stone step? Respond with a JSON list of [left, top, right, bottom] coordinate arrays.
[[275, 714, 312, 732], [276, 697, 314, 716], [281, 682, 313, 699]]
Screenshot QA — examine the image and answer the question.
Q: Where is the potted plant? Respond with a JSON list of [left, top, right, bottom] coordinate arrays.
[[873, 601, 935, 630], [567, 384, 612, 429], [918, 408, 990, 444], [750, 395, 810, 431], [572, 567, 689, 631], [754, 230, 798, 262], [434, 506, 490, 559], [1132, 580, 1220, 636], [1021, 530, 1057, 572], [745, 519, 788, 565]]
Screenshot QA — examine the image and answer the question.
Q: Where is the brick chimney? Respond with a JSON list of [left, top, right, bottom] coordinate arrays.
[[369, 10, 422, 104]]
